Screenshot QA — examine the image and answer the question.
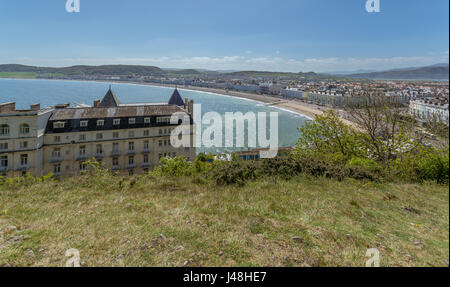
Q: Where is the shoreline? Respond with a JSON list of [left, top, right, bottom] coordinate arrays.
[[0, 77, 357, 126]]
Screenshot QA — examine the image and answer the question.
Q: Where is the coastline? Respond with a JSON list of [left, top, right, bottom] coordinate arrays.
[[0, 77, 357, 126]]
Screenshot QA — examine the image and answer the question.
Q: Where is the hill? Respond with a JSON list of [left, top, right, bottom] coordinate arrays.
[[0, 173, 448, 267], [346, 64, 449, 80], [0, 64, 166, 77], [0, 64, 327, 80]]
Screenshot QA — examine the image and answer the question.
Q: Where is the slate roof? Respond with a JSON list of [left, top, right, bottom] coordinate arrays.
[[168, 88, 185, 106], [99, 88, 120, 107], [49, 105, 186, 121]]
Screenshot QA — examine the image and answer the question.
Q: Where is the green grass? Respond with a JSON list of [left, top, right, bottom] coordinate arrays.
[[0, 72, 37, 79], [0, 174, 448, 267]]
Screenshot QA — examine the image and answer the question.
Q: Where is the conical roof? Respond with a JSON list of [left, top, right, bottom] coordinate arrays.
[[168, 88, 185, 106], [99, 87, 120, 107]]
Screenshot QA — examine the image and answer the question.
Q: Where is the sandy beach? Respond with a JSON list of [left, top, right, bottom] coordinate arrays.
[[143, 82, 360, 127], [142, 82, 327, 119]]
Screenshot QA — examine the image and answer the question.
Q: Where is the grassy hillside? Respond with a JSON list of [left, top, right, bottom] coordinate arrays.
[[0, 174, 448, 267], [348, 64, 449, 80]]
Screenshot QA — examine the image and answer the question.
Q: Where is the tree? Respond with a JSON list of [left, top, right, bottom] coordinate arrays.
[[344, 90, 422, 167]]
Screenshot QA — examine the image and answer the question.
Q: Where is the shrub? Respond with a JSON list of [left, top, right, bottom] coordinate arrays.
[[211, 160, 258, 186], [152, 157, 193, 177]]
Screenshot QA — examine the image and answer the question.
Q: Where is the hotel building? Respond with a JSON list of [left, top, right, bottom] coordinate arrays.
[[0, 88, 196, 178]]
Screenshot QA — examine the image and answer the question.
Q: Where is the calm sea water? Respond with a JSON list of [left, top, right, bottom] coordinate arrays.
[[0, 78, 309, 154]]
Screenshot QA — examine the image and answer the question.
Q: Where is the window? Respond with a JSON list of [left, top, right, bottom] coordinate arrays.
[[158, 154, 163, 159], [159, 129, 163, 135], [0, 156, 8, 168], [20, 124, 30, 134], [128, 131, 135, 138], [54, 164, 61, 174], [96, 133, 103, 140], [20, 141, 28, 149], [0, 143, 8, 150], [128, 156, 134, 165], [79, 134, 86, 141], [79, 146, 86, 156], [144, 117, 151, 124], [97, 120, 105, 126], [113, 119, 121, 125], [54, 136, 61, 143], [96, 144, 103, 155], [143, 141, 149, 150], [113, 132, 119, 139], [79, 163, 87, 172], [157, 117, 171, 124], [128, 142, 135, 151], [113, 157, 119, 166], [53, 122, 65, 129], [112, 143, 119, 153], [144, 154, 149, 163], [129, 118, 136, 125], [20, 154, 28, 166], [80, 121, 88, 127], [0, 125, 10, 136], [158, 140, 162, 147], [52, 148, 61, 158], [143, 130, 150, 136]]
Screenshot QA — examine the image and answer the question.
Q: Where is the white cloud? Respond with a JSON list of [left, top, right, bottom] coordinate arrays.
[[4, 51, 449, 73]]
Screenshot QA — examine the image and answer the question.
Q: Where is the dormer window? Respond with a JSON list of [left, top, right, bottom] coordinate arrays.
[[144, 117, 151, 124], [54, 122, 65, 129], [129, 118, 136, 125], [80, 121, 88, 127], [157, 116, 171, 124], [0, 125, 9, 136], [113, 119, 121, 125], [20, 124, 30, 134], [97, 120, 105, 126]]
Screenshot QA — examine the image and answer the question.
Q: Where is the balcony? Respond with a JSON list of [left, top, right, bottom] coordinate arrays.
[[141, 162, 150, 168], [111, 150, 120, 157], [0, 166, 9, 173], [142, 149, 150, 154], [15, 164, 30, 172], [127, 150, 136, 155], [126, 163, 136, 169], [76, 154, 88, 161], [94, 152, 104, 159], [49, 156, 62, 163], [112, 166, 120, 171]]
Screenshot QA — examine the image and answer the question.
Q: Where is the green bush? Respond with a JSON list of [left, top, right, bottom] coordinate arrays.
[[152, 157, 193, 177], [415, 152, 449, 184], [211, 160, 258, 186]]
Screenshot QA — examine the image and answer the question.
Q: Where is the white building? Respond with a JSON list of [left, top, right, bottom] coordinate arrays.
[[409, 99, 449, 125]]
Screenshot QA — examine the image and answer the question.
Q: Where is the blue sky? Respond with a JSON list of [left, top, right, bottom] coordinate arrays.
[[0, 0, 448, 72]]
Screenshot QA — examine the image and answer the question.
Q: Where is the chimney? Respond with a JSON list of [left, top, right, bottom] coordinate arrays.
[[188, 100, 194, 116], [0, 102, 16, 113], [185, 97, 189, 112], [30, 103, 41, 111], [94, 99, 100, 107]]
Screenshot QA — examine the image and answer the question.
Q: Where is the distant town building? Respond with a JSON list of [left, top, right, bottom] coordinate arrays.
[[409, 98, 449, 125], [304, 91, 407, 108], [0, 88, 196, 178], [281, 88, 303, 99]]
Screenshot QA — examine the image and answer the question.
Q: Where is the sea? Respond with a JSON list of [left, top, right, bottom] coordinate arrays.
[[0, 78, 310, 154]]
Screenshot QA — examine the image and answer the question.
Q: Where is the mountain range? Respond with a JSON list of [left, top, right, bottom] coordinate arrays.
[[0, 63, 448, 81], [341, 63, 449, 80]]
